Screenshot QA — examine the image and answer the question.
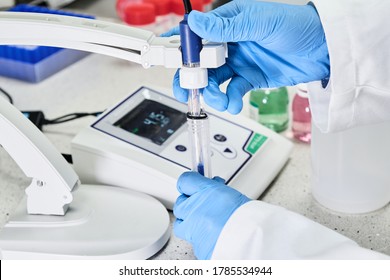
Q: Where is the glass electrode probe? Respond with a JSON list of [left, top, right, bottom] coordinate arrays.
[[179, 0, 211, 177]]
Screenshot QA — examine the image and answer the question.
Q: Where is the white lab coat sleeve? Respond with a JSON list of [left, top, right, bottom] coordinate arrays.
[[307, 0, 390, 132], [211, 201, 389, 259]]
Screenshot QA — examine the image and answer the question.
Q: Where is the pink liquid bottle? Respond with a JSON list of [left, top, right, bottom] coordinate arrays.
[[292, 84, 311, 143]]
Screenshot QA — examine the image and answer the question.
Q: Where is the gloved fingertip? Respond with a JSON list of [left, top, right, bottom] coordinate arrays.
[[177, 171, 197, 194], [212, 176, 226, 184], [160, 31, 171, 37], [226, 77, 251, 114], [227, 103, 243, 115], [177, 171, 195, 181], [160, 26, 180, 37], [173, 89, 188, 103], [175, 194, 188, 205], [177, 171, 214, 196], [173, 194, 188, 215], [188, 10, 206, 26], [203, 85, 228, 112], [226, 92, 243, 114], [188, 11, 215, 40]]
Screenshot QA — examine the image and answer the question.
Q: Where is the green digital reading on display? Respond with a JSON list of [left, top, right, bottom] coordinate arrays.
[[114, 99, 187, 145]]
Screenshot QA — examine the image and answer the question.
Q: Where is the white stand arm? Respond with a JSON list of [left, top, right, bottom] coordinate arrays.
[[0, 12, 226, 69], [0, 97, 79, 215]]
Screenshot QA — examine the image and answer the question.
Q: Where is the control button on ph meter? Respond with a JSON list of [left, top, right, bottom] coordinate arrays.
[[221, 147, 237, 159], [211, 144, 237, 159], [214, 134, 227, 142], [175, 145, 187, 152]]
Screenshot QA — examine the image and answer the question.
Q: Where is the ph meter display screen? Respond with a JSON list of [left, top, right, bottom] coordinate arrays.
[[114, 99, 187, 145]]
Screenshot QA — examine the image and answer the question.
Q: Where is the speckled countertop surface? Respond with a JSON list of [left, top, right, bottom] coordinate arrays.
[[0, 0, 389, 259]]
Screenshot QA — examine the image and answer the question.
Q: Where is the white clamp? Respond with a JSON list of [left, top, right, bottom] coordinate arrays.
[[179, 67, 208, 89]]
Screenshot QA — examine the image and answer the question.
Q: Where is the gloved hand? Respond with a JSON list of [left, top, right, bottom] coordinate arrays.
[[163, 0, 329, 114], [174, 171, 250, 260]]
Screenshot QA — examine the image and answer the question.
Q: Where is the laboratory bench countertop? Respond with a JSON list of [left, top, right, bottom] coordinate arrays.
[[1, 0, 390, 260]]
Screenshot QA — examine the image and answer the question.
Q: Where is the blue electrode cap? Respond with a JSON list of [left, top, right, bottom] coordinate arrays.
[[179, 13, 203, 66]]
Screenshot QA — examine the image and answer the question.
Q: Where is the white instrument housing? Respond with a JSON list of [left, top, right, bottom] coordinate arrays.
[[72, 87, 293, 209]]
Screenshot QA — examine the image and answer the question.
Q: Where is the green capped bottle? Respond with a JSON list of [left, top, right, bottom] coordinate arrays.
[[249, 87, 289, 132]]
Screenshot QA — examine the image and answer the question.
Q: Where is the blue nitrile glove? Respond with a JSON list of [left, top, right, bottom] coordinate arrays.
[[174, 171, 250, 260], [163, 0, 329, 114]]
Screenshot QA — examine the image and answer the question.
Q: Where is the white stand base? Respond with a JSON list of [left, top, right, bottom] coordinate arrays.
[[0, 184, 170, 259]]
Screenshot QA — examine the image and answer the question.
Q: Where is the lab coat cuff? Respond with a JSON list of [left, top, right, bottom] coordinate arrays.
[[309, 0, 357, 92], [306, 0, 358, 132], [307, 80, 355, 133]]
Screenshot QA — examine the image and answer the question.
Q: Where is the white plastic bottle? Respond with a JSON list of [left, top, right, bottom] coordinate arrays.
[[311, 122, 390, 214]]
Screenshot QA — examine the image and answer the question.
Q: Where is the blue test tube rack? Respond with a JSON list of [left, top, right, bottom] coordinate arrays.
[[0, 5, 94, 83]]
